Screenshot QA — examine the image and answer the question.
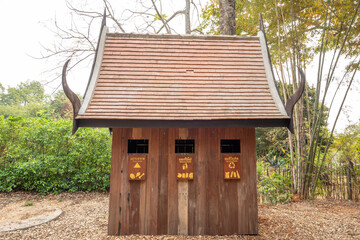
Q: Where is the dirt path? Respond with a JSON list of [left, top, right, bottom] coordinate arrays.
[[0, 192, 359, 240]]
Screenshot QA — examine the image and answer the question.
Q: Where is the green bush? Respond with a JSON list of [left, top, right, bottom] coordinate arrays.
[[257, 161, 293, 204], [0, 116, 111, 194]]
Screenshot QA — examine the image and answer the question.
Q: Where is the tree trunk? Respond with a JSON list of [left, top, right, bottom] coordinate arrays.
[[346, 159, 354, 200], [185, 0, 191, 34], [219, 0, 236, 35]]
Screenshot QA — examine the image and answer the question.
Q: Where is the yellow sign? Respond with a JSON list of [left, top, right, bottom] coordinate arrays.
[[176, 155, 194, 180], [128, 155, 146, 181], [223, 155, 241, 180]]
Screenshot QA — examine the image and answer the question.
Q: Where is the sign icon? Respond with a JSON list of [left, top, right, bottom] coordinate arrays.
[[128, 155, 146, 181], [229, 162, 235, 168]]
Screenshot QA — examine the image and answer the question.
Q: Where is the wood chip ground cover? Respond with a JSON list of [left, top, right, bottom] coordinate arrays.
[[0, 192, 358, 239]]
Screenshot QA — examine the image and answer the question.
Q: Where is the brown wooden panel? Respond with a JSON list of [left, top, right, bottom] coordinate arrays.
[[224, 128, 239, 235], [148, 128, 160, 234], [178, 182, 188, 235], [129, 181, 140, 234], [237, 128, 248, 234], [108, 128, 122, 235], [245, 128, 258, 234], [177, 129, 189, 235], [167, 128, 178, 234], [131, 128, 142, 139], [120, 128, 131, 235], [206, 128, 219, 235], [108, 127, 258, 236], [195, 128, 207, 235], [217, 129, 226, 235], [139, 181, 146, 234], [157, 128, 168, 234], [187, 128, 197, 235], [141, 128, 151, 234]]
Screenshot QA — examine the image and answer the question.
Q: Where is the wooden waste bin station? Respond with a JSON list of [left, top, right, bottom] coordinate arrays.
[[62, 16, 304, 236]]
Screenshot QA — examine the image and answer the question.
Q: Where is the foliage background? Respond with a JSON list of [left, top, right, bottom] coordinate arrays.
[[0, 116, 111, 194]]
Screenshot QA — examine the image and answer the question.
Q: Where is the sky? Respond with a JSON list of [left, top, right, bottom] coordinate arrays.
[[0, 0, 359, 132]]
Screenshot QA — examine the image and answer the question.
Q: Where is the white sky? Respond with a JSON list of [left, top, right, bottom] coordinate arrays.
[[0, 0, 359, 132]]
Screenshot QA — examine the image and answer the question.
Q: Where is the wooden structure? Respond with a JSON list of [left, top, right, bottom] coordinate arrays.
[[62, 14, 305, 236]]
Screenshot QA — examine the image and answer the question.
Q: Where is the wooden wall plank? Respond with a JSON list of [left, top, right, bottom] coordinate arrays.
[[139, 181, 146, 234], [238, 127, 250, 234], [129, 181, 140, 234], [142, 128, 152, 234], [131, 128, 142, 139], [148, 128, 160, 234], [132, 128, 146, 235], [187, 128, 197, 235], [178, 182, 188, 235], [217, 128, 226, 235], [206, 128, 219, 235], [157, 128, 168, 234], [177, 128, 189, 235], [195, 128, 207, 235], [108, 128, 122, 235], [128, 128, 141, 234], [120, 128, 131, 235], [226, 128, 239, 235], [246, 128, 258, 234], [167, 128, 178, 234]]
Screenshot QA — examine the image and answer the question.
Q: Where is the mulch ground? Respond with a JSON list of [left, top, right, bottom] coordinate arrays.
[[0, 192, 359, 240]]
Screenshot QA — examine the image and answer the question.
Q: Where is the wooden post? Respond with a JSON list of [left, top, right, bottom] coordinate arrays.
[[177, 128, 189, 235]]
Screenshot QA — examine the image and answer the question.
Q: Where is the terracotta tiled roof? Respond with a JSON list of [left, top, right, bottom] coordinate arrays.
[[76, 31, 289, 124]]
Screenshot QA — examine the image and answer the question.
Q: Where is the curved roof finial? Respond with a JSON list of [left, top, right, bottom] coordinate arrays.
[[62, 59, 81, 134], [102, 8, 106, 28], [260, 13, 265, 32], [285, 67, 306, 133]]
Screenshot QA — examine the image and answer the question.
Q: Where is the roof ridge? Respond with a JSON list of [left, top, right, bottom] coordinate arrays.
[[107, 32, 259, 41]]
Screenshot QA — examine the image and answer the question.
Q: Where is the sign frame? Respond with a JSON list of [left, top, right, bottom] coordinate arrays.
[[222, 154, 241, 180], [128, 154, 147, 181], [176, 155, 194, 181]]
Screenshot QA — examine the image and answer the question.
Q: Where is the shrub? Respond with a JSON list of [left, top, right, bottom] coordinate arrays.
[[257, 161, 293, 204], [0, 116, 111, 194]]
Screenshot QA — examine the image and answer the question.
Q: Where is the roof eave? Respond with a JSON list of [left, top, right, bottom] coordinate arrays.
[[78, 25, 108, 116], [76, 118, 291, 129], [257, 30, 288, 118]]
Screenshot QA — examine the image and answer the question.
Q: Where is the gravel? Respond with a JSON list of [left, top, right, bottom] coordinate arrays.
[[0, 192, 359, 240]]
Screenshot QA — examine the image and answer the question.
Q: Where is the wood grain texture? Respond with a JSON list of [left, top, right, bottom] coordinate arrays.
[[128, 129, 142, 234], [157, 128, 168, 234], [195, 128, 207, 235], [108, 128, 122, 235], [245, 128, 259, 234], [119, 128, 131, 235], [167, 128, 178, 234], [108, 127, 258, 236], [129, 181, 140, 233], [224, 128, 239, 235], [206, 128, 219, 235], [218, 128, 226, 235], [178, 182, 188, 235], [177, 128, 189, 235], [187, 128, 197, 236]]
